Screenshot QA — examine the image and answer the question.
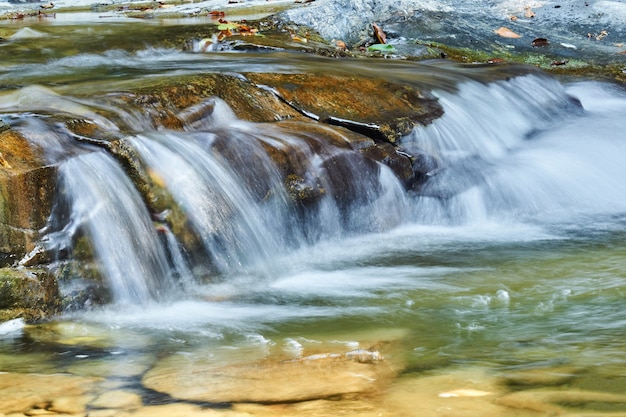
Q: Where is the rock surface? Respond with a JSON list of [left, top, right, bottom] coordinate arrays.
[[143, 349, 393, 403], [0, 130, 56, 267], [0, 372, 100, 415]]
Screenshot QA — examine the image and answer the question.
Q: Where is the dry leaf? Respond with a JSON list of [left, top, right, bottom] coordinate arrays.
[[531, 37, 550, 47], [495, 27, 521, 38], [596, 30, 608, 40], [524, 6, 535, 18], [372, 22, 387, 44], [335, 40, 347, 50]]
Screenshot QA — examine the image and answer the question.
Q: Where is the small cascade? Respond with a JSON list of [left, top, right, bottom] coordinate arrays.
[[130, 132, 284, 276], [402, 74, 626, 225], [5, 61, 626, 309], [58, 152, 175, 304]]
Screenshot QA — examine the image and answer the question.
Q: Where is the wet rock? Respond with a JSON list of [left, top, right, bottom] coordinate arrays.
[[0, 372, 100, 415], [143, 347, 394, 404], [127, 73, 303, 126], [321, 151, 381, 216], [495, 389, 626, 414], [113, 402, 250, 417], [382, 366, 510, 417], [360, 142, 413, 185], [0, 130, 56, 266], [0, 268, 60, 322], [500, 365, 581, 387], [245, 72, 441, 144], [49, 394, 96, 414], [90, 390, 143, 410]]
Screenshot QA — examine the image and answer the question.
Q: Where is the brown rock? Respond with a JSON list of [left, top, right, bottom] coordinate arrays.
[[244, 72, 442, 143], [143, 351, 393, 403], [0, 130, 56, 266], [0, 373, 100, 414]]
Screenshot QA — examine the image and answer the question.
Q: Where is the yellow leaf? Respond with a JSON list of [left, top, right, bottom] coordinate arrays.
[[495, 27, 521, 38], [439, 389, 492, 398]]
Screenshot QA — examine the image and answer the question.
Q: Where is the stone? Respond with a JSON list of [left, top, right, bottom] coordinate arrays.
[[112, 403, 251, 417], [89, 390, 142, 410], [143, 348, 394, 404], [0, 130, 55, 266], [0, 268, 60, 322], [0, 373, 100, 415], [49, 395, 95, 414], [244, 72, 442, 144]]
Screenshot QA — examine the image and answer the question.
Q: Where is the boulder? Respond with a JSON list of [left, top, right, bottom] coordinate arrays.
[[143, 350, 393, 404], [0, 130, 56, 267], [244, 71, 442, 144], [0, 268, 60, 322]]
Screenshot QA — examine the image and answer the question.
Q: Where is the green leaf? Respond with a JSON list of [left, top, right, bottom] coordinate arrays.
[[217, 23, 238, 31], [367, 43, 396, 53]]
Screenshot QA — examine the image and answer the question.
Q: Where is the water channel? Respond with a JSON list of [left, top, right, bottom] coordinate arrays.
[[1, 12, 626, 417]]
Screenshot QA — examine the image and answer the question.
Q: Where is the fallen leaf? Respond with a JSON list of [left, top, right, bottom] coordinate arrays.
[[335, 40, 347, 50], [524, 6, 535, 18], [495, 27, 521, 38], [367, 43, 396, 53], [550, 60, 568, 66], [596, 30, 608, 40], [532, 37, 550, 47], [372, 22, 386, 44], [487, 57, 506, 64], [217, 22, 239, 31]]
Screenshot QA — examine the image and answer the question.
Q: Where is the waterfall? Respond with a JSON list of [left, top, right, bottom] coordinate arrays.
[[58, 152, 175, 304], [403, 74, 626, 225], [13, 69, 626, 308]]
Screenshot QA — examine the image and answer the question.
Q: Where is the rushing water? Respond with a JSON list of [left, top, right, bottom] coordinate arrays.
[[2, 17, 626, 417]]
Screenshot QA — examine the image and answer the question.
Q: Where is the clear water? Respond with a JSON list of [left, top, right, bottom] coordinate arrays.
[[1, 17, 626, 416]]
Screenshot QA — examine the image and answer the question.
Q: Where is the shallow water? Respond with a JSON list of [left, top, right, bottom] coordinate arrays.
[[1, 16, 626, 417]]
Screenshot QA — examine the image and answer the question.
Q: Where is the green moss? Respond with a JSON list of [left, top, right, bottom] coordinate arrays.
[[413, 39, 624, 83]]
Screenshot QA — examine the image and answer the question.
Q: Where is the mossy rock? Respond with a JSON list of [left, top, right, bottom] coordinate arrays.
[[0, 268, 60, 322]]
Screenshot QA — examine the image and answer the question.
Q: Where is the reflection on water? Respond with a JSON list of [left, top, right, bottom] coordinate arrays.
[[2, 17, 626, 417]]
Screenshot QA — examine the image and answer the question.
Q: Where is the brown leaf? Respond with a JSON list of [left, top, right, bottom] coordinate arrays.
[[596, 30, 608, 40], [372, 22, 387, 44], [531, 37, 550, 47], [524, 6, 535, 18], [495, 27, 521, 38], [550, 60, 568, 66]]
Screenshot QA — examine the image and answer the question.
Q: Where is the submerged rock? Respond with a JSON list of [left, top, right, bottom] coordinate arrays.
[[143, 348, 392, 403], [0, 372, 100, 415]]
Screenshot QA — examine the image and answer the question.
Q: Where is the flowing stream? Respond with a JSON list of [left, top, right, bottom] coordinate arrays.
[[1, 17, 626, 416]]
